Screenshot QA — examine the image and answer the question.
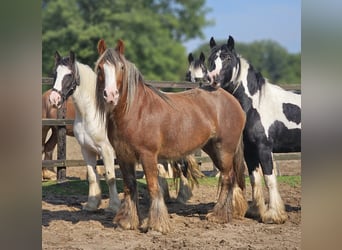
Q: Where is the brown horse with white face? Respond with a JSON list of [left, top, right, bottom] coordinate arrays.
[[95, 39, 247, 234]]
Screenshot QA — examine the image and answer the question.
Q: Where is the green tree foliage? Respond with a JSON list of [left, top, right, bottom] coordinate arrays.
[[42, 0, 211, 81], [193, 39, 301, 84]]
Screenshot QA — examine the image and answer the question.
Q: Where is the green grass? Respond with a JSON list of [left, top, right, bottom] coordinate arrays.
[[276, 175, 301, 187], [42, 175, 300, 196]]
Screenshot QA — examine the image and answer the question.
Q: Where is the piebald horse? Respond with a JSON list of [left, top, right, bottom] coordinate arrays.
[[49, 52, 121, 212], [95, 39, 247, 234], [207, 36, 301, 224]]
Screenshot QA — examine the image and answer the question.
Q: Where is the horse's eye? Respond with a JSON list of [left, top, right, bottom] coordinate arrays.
[[64, 74, 72, 79]]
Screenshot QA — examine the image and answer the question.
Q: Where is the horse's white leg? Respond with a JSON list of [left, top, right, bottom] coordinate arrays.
[[167, 162, 173, 178], [81, 148, 101, 211], [262, 170, 287, 223], [101, 144, 120, 213], [247, 167, 267, 219]]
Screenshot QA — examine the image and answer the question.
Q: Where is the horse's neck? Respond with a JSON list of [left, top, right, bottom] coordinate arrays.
[[72, 62, 97, 118], [113, 81, 150, 126], [230, 58, 261, 112]]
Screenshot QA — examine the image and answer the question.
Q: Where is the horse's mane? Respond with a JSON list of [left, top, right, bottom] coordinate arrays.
[[95, 48, 170, 116]]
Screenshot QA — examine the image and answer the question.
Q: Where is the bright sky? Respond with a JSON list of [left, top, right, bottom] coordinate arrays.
[[184, 0, 301, 54]]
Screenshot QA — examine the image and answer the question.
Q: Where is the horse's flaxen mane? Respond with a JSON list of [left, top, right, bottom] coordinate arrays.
[[95, 48, 170, 116]]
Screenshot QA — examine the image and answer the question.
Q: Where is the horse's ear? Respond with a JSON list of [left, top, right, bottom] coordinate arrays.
[[97, 39, 107, 55], [199, 52, 205, 63], [55, 51, 61, 64], [69, 51, 76, 64], [209, 37, 216, 48], [227, 35, 235, 51], [116, 39, 125, 55], [188, 53, 194, 63]]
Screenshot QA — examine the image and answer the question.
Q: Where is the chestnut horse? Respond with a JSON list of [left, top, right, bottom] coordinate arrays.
[[95, 39, 247, 234], [47, 51, 199, 211], [42, 89, 75, 180]]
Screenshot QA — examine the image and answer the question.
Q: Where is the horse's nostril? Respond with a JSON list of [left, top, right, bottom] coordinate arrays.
[[104, 90, 107, 98]]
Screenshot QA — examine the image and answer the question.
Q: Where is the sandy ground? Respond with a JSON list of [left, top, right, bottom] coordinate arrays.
[[42, 136, 301, 249]]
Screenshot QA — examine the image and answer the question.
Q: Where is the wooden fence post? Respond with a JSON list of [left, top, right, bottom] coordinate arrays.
[[57, 101, 67, 182]]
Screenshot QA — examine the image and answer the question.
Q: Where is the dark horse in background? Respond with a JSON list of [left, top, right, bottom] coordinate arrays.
[[207, 36, 301, 224], [185, 51, 207, 86], [95, 39, 247, 234], [42, 89, 75, 180]]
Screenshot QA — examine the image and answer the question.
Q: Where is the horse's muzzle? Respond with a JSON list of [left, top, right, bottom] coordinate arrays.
[[104, 89, 119, 106], [49, 91, 62, 109], [207, 73, 220, 89]]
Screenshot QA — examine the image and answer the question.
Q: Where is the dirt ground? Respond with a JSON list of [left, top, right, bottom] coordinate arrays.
[[42, 136, 301, 249]]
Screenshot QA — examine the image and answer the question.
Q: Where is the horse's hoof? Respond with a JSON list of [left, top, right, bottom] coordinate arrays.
[[114, 217, 138, 230], [206, 212, 229, 224], [82, 203, 99, 211], [107, 200, 121, 214], [142, 223, 171, 235], [104, 206, 118, 214], [261, 209, 287, 224], [42, 169, 57, 181]]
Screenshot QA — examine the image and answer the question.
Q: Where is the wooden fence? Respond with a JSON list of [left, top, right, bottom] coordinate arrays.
[[42, 78, 301, 181]]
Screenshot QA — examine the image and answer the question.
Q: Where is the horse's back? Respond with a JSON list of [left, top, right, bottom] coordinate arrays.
[[267, 83, 301, 108], [194, 88, 245, 125], [177, 88, 245, 137]]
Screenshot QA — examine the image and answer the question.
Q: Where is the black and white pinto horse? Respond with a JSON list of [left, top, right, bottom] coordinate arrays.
[[205, 36, 301, 224]]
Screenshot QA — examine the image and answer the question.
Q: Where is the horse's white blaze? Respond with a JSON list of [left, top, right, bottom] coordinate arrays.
[[189, 64, 205, 82], [49, 65, 72, 107], [238, 58, 301, 138], [103, 61, 119, 105], [55, 65, 72, 91], [208, 50, 223, 82]]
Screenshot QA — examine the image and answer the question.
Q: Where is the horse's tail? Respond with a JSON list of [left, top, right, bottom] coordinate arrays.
[[172, 155, 204, 203], [183, 154, 205, 187], [233, 134, 246, 192], [231, 134, 248, 219]]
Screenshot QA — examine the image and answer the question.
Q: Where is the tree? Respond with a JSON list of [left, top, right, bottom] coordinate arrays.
[[42, 0, 212, 82]]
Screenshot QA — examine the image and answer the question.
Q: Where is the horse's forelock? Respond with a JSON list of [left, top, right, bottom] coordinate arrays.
[[193, 59, 203, 69]]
